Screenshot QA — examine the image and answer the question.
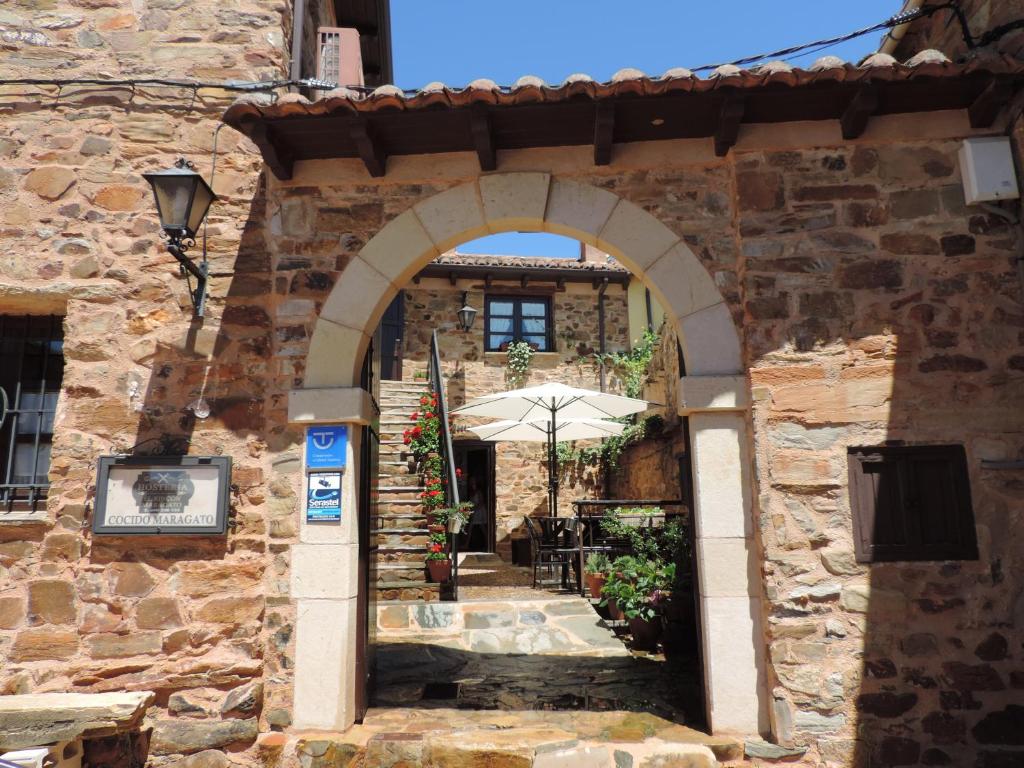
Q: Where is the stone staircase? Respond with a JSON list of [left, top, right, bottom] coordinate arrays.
[[374, 380, 438, 603]]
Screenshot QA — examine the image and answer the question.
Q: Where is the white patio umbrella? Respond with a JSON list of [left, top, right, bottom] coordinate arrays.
[[467, 417, 627, 442], [454, 383, 648, 516]]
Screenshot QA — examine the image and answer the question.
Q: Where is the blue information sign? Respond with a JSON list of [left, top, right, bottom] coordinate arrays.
[[306, 472, 342, 522], [306, 425, 347, 469]]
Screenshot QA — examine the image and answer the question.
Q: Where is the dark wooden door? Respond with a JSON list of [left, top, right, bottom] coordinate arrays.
[[355, 332, 381, 721], [379, 292, 404, 381], [454, 442, 496, 553]]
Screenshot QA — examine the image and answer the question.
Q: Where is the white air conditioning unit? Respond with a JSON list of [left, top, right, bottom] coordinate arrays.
[[959, 136, 1020, 204], [316, 27, 364, 98]]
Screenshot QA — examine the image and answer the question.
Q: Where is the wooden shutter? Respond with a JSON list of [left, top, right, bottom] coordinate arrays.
[[849, 445, 977, 563]]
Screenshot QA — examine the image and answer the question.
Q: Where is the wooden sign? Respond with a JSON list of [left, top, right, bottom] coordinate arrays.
[[92, 456, 232, 535]]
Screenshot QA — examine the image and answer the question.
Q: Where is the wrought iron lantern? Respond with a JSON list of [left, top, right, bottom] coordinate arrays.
[[456, 292, 478, 332], [143, 158, 217, 317]]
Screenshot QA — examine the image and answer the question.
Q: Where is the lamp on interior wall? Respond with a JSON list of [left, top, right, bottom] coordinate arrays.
[[143, 158, 217, 317], [456, 292, 478, 332]]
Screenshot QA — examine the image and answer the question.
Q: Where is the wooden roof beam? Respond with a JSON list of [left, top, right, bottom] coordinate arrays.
[[350, 118, 386, 177], [841, 86, 878, 140], [471, 105, 496, 171], [594, 101, 615, 166], [248, 123, 294, 180], [714, 94, 745, 157], [969, 79, 1014, 128]]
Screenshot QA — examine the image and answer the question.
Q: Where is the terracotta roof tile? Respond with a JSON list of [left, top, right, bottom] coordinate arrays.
[[225, 49, 1023, 125], [429, 251, 629, 273]]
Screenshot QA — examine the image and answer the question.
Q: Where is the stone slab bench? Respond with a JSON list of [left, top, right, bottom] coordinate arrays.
[[0, 692, 155, 751]]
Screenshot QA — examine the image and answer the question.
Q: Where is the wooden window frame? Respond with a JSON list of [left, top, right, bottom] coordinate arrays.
[[848, 444, 978, 563], [484, 295, 553, 352]]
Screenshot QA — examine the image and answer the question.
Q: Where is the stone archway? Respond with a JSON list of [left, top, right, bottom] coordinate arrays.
[[289, 173, 768, 738]]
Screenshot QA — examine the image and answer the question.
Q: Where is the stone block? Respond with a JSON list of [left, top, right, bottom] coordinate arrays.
[[86, 631, 162, 659], [679, 303, 742, 376], [698, 538, 758, 598], [646, 242, 722, 323], [464, 609, 515, 629], [291, 544, 357, 600], [10, 628, 78, 661], [689, 412, 751, 539], [27, 579, 76, 624], [319, 256, 395, 338], [220, 681, 263, 716], [194, 596, 264, 624], [304, 320, 370, 388], [134, 597, 182, 629], [293, 597, 357, 730], [597, 198, 680, 272], [0, 596, 26, 629], [150, 717, 258, 755], [677, 375, 748, 415], [91, 184, 146, 211], [358, 208, 438, 286], [414, 604, 456, 629], [701, 595, 762, 735], [24, 166, 76, 200], [111, 563, 156, 597], [288, 387, 373, 426], [534, 745, 613, 768], [170, 561, 262, 598], [0, 691, 154, 751], [480, 172, 550, 232], [544, 178, 619, 244], [413, 182, 488, 252]]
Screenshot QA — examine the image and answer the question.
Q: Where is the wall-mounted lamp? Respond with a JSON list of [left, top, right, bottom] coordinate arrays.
[[143, 158, 217, 317], [456, 292, 478, 332]]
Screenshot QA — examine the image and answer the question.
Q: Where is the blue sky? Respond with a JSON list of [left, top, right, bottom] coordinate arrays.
[[391, 0, 903, 257]]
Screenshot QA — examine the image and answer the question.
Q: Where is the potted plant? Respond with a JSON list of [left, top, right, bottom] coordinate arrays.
[[584, 553, 611, 599], [600, 555, 638, 621], [601, 558, 674, 650], [425, 533, 451, 582], [445, 502, 473, 534]]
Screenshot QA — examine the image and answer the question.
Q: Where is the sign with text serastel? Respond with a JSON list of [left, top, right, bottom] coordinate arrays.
[[306, 471, 342, 522], [92, 456, 232, 535], [305, 425, 347, 469]]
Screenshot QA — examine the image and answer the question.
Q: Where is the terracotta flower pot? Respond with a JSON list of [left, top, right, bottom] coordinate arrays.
[[607, 599, 624, 621], [629, 616, 663, 651], [428, 524, 446, 534], [427, 559, 451, 583], [585, 572, 607, 600]]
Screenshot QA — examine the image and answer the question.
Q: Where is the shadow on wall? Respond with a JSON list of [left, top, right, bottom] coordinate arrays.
[[741, 181, 1024, 764]]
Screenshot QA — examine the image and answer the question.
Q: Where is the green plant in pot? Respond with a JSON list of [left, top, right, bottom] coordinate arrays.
[[584, 553, 611, 599], [425, 532, 451, 582], [602, 558, 675, 650]]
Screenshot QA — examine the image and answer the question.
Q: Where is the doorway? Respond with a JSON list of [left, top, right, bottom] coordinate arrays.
[[453, 441, 495, 554], [379, 291, 404, 381]]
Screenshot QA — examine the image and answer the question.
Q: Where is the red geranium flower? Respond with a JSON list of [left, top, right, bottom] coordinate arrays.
[[456, 468, 463, 478], [425, 412, 434, 420]]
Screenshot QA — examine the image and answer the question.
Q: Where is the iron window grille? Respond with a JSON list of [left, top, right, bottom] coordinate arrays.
[[0, 316, 64, 515], [484, 296, 552, 352]]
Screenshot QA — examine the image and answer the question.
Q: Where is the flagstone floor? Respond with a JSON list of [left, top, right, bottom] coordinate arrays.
[[373, 554, 704, 724]]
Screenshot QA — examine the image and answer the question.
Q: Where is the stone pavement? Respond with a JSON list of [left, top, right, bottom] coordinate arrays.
[[374, 589, 703, 722]]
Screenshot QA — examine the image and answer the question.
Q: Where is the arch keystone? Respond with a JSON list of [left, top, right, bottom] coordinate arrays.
[[412, 183, 488, 252], [543, 178, 619, 245], [480, 173, 550, 232], [597, 199, 681, 272]]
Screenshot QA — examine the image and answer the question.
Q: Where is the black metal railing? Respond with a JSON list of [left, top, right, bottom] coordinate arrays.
[[428, 330, 461, 601]]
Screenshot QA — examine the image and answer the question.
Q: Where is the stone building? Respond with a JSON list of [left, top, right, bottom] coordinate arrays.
[[1, 1, 1024, 767], [388, 246, 651, 560]]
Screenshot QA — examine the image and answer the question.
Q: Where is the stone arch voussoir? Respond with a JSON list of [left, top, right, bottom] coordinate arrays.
[[305, 173, 741, 387]]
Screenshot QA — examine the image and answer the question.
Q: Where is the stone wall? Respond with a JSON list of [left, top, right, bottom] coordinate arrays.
[[264, 121, 1024, 763], [1, 5, 1023, 759], [0, 1, 296, 765], [893, 1, 1024, 60], [400, 279, 631, 554], [608, 325, 686, 504]]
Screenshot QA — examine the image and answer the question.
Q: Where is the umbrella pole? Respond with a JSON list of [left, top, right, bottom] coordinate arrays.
[[550, 401, 559, 518]]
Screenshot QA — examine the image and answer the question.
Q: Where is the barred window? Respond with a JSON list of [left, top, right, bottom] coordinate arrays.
[[0, 316, 64, 514]]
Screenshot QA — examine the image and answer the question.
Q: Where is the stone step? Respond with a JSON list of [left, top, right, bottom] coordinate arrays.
[[379, 486, 421, 497], [375, 564, 427, 583], [381, 381, 430, 392], [374, 515, 429, 530], [375, 531, 430, 547], [376, 584, 439, 602]]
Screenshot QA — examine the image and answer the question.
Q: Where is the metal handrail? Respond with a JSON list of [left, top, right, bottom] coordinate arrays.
[[429, 330, 460, 601]]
